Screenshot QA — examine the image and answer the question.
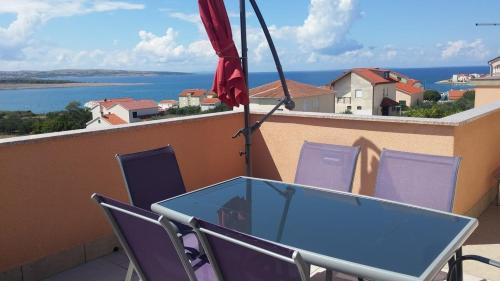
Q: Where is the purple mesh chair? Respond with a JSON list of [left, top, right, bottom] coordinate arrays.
[[374, 149, 461, 212], [190, 218, 310, 281], [116, 145, 186, 210], [92, 194, 215, 281], [116, 145, 197, 280], [295, 141, 360, 193]]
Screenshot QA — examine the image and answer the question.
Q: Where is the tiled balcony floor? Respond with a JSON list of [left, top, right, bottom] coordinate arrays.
[[43, 205, 500, 281]]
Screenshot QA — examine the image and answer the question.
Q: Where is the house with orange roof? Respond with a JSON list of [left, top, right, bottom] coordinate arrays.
[[88, 98, 134, 120], [248, 79, 334, 113], [86, 98, 159, 129], [158, 100, 178, 111], [178, 89, 215, 108], [395, 79, 424, 107], [330, 68, 399, 116], [447, 89, 467, 101], [200, 98, 221, 111]]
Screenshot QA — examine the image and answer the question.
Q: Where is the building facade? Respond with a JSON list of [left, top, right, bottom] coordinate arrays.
[[248, 80, 334, 113], [158, 100, 178, 111], [86, 99, 159, 129], [489, 56, 500, 76], [472, 56, 500, 107], [200, 98, 221, 111], [178, 89, 215, 108], [331, 68, 400, 116]]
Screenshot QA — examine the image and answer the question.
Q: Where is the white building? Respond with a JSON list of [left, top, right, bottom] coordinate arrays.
[[158, 100, 178, 111], [248, 80, 335, 113], [330, 68, 399, 116], [178, 89, 215, 108], [490, 56, 500, 76], [86, 98, 159, 129], [200, 98, 221, 111]]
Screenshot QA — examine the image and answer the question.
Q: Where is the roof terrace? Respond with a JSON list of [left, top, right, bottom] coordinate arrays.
[[1, 102, 500, 281]]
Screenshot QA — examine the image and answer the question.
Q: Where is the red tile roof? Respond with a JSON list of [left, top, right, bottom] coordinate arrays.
[[179, 89, 207, 97], [201, 98, 221, 105], [250, 80, 332, 99], [330, 68, 397, 87], [448, 90, 466, 101], [102, 113, 126, 125], [396, 79, 423, 95], [159, 100, 178, 104], [97, 98, 134, 109], [113, 100, 159, 110]]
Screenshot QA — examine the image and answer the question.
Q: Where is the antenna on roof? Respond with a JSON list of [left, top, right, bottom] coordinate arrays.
[[475, 23, 500, 26]]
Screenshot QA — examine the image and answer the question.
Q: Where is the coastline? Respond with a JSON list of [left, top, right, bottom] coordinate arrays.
[[0, 82, 147, 91], [435, 80, 472, 86]]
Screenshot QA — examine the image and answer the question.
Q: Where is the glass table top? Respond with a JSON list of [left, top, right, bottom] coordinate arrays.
[[154, 177, 475, 278]]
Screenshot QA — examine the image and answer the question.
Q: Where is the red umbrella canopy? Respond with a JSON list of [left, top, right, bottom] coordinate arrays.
[[198, 0, 249, 108]]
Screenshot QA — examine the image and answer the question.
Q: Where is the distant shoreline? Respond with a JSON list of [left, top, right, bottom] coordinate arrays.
[[0, 82, 147, 91], [435, 80, 472, 86]]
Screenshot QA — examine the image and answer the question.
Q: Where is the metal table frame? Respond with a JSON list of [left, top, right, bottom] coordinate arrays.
[[151, 176, 478, 281]]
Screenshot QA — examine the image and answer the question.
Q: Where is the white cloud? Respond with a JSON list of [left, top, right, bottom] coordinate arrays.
[[168, 12, 200, 24], [0, 0, 144, 57], [441, 39, 489, 60], [296, 0, 359, 53], [134, 28, 214, 64]]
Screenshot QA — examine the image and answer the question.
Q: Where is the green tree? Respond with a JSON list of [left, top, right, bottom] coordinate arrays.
[[423, 90, 442, 102]]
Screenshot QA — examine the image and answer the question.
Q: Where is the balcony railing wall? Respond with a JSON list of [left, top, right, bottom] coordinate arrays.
[[0, 112, 244, 275], [1, 102, 500, 279]]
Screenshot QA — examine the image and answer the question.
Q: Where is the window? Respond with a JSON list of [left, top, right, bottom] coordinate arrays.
[[347, 106, 352, 110], [383, 88, 388, 97], [399, 100, 406, 107], [357, 106, 362, 110], [355, 89, 363, 98], [132, 112, 138, 118]]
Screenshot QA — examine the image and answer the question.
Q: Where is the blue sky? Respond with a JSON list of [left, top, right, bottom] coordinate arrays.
[[0, 0, 499, 72]]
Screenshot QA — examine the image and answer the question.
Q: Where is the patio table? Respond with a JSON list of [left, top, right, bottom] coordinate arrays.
[[151, 177, 477, 281]]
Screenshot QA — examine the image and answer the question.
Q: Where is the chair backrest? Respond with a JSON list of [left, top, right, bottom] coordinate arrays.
[[92, 194, 196, 281], [374, 149, 461, 212], [190, 218, 309, 281], [116, 145, 186, 210], [294, 141, 360, 192]]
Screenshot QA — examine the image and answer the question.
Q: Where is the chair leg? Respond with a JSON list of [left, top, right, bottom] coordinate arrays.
[[325, 269, 332, 281], [125, 262, 134, 281]]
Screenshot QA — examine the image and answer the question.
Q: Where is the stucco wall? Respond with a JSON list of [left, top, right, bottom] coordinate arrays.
[[334, 73, 374, 115], [453, 109, 500, 214], [249, 95, 334, 113], [374, 83, 397, 115], [396, 91, 423, 107], [111, 105, 131, 123], [0, 112, 245, 272], [475, 87, 500, 108], [251, 112, 455, 197]]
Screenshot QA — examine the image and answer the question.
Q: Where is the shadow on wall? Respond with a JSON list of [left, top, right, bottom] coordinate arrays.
[[353, 136, 381, 196], [251, 129, 282, 181], [251, 126, 383, 195]]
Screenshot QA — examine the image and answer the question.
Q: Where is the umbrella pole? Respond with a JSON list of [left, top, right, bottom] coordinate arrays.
[[240, 0, 252, 177]]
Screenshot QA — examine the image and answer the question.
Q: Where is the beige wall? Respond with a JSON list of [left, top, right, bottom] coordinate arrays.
[[373, 83, 397, 115], [333, 73, 374, 115], [453, 110, 500, 214], [396, 91, 423, 107], [179, 96, 203, 108], [249, 95, 334, 114], [475, 87, 500, 108], [0, 112, 245, 272]]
